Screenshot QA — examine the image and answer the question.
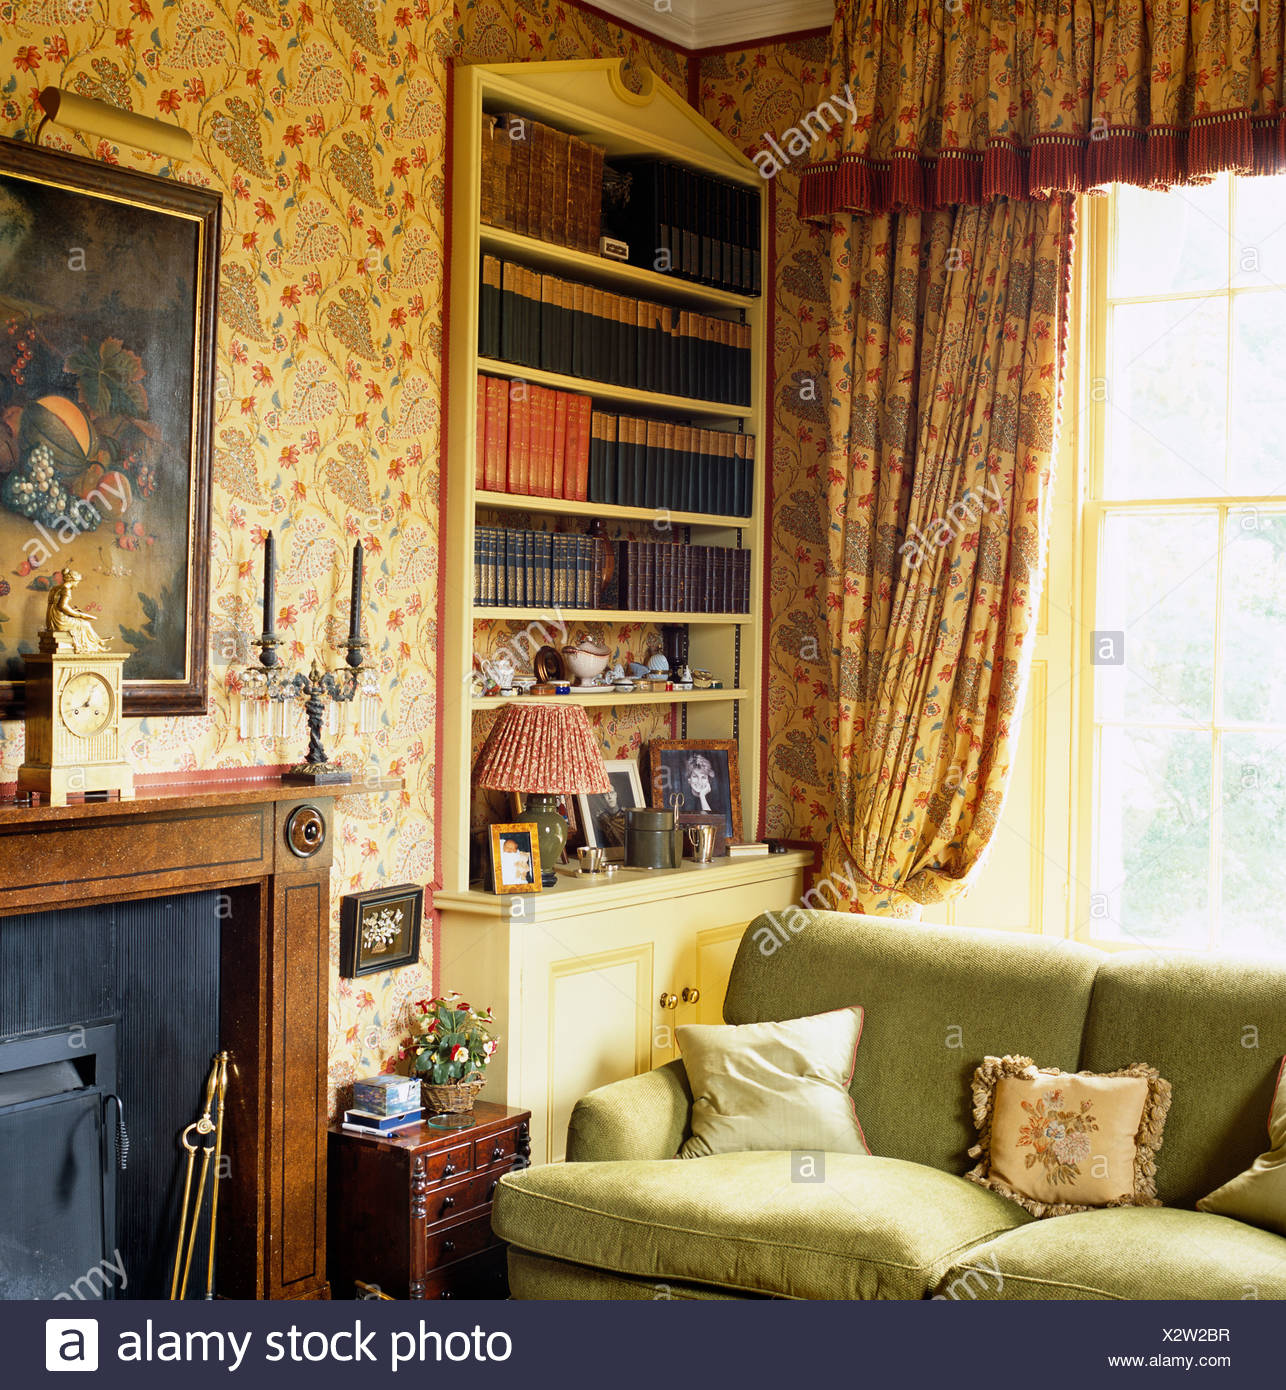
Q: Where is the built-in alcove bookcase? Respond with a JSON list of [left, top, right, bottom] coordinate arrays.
[[443, 59, 767, 894]]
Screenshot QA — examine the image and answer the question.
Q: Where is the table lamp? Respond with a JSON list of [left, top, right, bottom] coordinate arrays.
[[474, 703, 610, 886]]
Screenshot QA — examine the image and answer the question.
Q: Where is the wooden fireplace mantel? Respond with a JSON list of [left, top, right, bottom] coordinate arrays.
[[0, 774, 402, 1301]]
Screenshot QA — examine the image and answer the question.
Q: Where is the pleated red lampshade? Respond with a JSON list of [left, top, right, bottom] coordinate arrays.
[[474, 702, 610, 794]]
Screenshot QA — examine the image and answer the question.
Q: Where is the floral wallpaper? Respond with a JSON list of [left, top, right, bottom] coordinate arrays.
[[0, 0, 700, 1117], [696, 38, 835, 850], [0, 1, 829, 1112]]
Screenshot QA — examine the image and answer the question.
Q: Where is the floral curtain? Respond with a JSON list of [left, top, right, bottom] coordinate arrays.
[[800, 0, 1286, 217], [821, 195, 1073, 912]]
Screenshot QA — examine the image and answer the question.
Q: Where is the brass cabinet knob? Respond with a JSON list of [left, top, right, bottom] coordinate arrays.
[[441, 1195, 454, 1210], [681, 987, 701, 1004], [442, 1239, 456, 1255], [659, 992, 678, 1010]]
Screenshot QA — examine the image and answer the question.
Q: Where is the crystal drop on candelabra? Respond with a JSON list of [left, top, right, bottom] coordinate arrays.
[[238, 669, 269, 740], [355, 669, 380, 735], [272, 694, 297, 741]]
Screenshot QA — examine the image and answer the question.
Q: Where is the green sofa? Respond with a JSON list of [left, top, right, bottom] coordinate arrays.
[[492, 912, 1286, 1299]]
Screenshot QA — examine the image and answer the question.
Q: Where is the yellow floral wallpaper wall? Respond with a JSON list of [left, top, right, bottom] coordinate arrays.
[[696, 38, 834, 850], [0, 0, 827, 1109]]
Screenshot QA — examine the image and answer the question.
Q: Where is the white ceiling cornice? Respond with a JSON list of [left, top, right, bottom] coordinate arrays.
[[592, 0, 833, 50]]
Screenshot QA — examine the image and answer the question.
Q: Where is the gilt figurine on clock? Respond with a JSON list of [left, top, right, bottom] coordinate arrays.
[[17, 569, 133, 804]]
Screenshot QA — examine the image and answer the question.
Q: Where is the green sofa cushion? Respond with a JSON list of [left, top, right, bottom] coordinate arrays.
[[1080, 951, 1286, 1207], [938, 1206, 1286, 1300], [493, 1151, 1032, 1300], [724, 913, 1102, 1172], [507, 1249, 747, 1301]]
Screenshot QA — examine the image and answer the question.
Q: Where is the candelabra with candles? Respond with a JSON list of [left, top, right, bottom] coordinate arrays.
[[236, 531, 379, 785]]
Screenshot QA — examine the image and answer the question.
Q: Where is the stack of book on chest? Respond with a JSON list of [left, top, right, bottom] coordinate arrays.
[[342, 1074, 422, 1137]]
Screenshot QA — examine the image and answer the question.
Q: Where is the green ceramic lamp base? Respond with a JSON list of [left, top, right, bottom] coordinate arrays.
[[523, 791, 568, 886]]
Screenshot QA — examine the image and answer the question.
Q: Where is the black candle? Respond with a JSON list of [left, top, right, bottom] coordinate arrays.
[[348, 539, 364, 643], [263, 530, 276, 637]]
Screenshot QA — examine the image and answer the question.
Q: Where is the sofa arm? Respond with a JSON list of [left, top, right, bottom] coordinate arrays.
[[564, 1059, 693, 1162]]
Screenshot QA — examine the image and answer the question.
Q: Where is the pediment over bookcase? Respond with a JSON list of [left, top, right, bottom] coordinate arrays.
[[467, 58, 754, 174]]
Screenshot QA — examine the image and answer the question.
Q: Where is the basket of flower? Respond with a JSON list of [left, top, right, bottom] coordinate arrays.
[[403, 993, 499, 1118]]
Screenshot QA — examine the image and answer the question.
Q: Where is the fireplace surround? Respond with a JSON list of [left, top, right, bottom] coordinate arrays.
[[0, 775, 395, 1300]]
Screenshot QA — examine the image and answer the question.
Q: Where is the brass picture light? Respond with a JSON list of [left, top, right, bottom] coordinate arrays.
[[35, 86, 193, 162]]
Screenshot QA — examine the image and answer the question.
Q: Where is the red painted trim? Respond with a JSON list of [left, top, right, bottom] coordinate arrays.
[[756, 177, 777, 840], [686, 51, 700, 110], [687, 26, 831, 58], [434, 58, 457, 994], [0, 764, 296, 797]]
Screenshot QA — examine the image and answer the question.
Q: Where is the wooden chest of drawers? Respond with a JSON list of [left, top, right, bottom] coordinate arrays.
[[327, 1102, 531, 1299]]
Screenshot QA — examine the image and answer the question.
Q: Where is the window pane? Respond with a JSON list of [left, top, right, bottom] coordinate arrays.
[[1221, 509, 1286, 723], [1220, 733, 1286, 952], [1112, 178, 1229, 297], [1095, 512, 1218, 724], [1231, 175, 1286, 287], [1105, 298, 1228, 498], [1228, 291, 1286, 495], [1095, 727, 1211, 948]]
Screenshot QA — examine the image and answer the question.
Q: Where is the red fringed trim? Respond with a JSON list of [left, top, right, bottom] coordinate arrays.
[[800, 112, 1286, 218]]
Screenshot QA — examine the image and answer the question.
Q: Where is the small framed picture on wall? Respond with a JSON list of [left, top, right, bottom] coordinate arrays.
[[577, 759, 645, 853], [488, 822, 543, 894], [649, 739, 742, 843], [339, 883, 424, 978]]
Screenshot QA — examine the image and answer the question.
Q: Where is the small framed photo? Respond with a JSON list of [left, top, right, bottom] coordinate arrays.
[[578, 759, 646, 853], [489, 822, 543, 894], [339, 883, 424, 978], [649, 739, 742, 843]]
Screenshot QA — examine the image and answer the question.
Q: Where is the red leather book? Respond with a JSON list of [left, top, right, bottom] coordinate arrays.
[[551, 389, 569, 501], [475, 373, 486, 489]]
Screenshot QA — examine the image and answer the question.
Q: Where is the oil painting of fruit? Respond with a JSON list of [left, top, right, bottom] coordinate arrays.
[[0, 140, 219, 716]]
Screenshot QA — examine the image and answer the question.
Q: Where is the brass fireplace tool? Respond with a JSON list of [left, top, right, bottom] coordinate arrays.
[[170, 1051, 230, 1301]]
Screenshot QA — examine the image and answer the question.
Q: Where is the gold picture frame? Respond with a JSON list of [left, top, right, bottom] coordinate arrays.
[[649, 738, 743, 843], [488, 821, 543, 894]]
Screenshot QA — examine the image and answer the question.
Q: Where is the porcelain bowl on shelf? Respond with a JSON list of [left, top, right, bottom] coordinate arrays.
[[561, 638, 611, 687]]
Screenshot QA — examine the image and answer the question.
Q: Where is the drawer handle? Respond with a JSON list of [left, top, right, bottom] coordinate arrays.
[[488, 1180, 498, 1199], [439, 1290, 453, 1300], [491, 1145, 504, 1161], [442, 1239, 456, 1255], [441, 1195, 454, 1210], [443, 1164, 457, 1177]]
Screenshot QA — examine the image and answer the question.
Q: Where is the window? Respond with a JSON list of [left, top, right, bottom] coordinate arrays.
[[1081, 172, 1286, 954]]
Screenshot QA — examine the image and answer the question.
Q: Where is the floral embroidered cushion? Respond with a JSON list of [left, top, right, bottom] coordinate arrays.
[[964, 1056, 1172, 1218], [675, 1007, 868, 1159], [1197, 1058, 1286, 1235]]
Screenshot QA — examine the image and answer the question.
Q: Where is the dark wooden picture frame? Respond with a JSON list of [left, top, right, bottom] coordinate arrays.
[[339, 882, 424, 978], [649, 738, 742, 842], [489, 821, 542, 894], [0, 139, 220, 718]]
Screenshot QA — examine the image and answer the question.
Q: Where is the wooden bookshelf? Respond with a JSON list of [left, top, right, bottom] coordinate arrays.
[[475, 356, 751, 421], [444, 58, 768, 896], [470, 687, 749, 710], [474, 489, 751, 528]]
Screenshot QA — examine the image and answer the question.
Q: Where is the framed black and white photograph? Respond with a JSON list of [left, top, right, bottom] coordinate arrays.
[[489, 822, 542, 894], [577, 758, 645, 853], [339, 883, 424, 978], [649, 739, 742, 843]]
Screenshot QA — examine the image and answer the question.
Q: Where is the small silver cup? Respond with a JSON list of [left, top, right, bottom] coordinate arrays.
[[686, 824, 717, 863], [578, 845, 607, 874]]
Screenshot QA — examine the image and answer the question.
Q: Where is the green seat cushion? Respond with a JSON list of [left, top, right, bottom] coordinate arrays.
[[724, 913, 1102, 1171], [938, 1206, 1286, 1300], [494, 1151, 1032, 1300], [507, 1249, 749, 1301]]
